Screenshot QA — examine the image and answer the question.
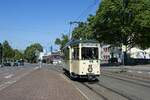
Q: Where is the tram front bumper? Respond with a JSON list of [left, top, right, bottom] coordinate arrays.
[[78, 73, 100, 78]]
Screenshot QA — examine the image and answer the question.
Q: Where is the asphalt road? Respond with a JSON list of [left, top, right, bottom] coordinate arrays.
[[0, 63, 39, 91], [0, 63, 150, 100]]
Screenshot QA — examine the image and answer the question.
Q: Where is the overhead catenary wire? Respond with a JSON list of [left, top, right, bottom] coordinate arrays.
[[68, 0, 100, 39], [76, 0, 99, 22]]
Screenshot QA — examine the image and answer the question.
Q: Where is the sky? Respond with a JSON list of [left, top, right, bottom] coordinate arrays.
[[0, 0, 100, 51]]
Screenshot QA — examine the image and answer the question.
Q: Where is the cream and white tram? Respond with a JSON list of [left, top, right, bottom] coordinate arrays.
[[62, 40, 100, 80]]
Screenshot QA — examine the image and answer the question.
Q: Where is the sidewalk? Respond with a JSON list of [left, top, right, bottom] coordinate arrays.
[[0, 68, 86, 100]]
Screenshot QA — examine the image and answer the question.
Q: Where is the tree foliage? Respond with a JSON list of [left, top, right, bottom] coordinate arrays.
[[0, 43, 2, 64], [56, 0, 150, 51], [92, 0, 150, 49], [71, 0, 150, 50], [24, 43, 43, 63], [72, 15, 95, 40], [2, 41, 14, 59], [55, 34, 69, 49], [14, 49, 24, 60]]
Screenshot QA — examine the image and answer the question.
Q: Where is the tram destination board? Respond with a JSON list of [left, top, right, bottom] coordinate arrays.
[[81, 43, 99, 47]]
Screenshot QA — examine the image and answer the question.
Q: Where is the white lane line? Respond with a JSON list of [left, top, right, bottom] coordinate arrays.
[[0, 67, 38, 91], [137, 71, 142, 74], [4, 74, 14, 79], [0, 80, 17, 91], [34, 67, 39, 70], [4, 80, 17, 85], [0, 84, 4, 88], [128, 70, 132, 73]]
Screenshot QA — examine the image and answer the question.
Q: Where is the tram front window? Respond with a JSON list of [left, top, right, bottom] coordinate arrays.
[[82, 47, 98, 60]]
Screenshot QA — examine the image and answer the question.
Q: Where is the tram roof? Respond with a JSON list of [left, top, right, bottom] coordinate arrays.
[[63, 39, 99, 49]]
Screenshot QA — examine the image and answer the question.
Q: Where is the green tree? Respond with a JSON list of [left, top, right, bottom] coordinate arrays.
[[24, 43, 43, 63], [55, 34, 69, 49], [31, 43, 43, 52], [0, 43, 2, 64], [92, 0, 150, 49], [14, 49, 24, 60], [72, 15, 95, 40], [2, 41, 14, 60], [72, 22, 88, 39], [89, 0, 150, 64]]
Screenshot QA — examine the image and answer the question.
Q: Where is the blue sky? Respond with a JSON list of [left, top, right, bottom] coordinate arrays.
[[0, 0, 100, 51]]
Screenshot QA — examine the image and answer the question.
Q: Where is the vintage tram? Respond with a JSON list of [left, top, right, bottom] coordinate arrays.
[[62, 39, 101, 80]]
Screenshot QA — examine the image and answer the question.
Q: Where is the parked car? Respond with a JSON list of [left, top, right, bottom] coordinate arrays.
[[49, 54, 62, 64], [13, 61, 19, 66], [108, 58, 118, 63], [52, 59, 62, 64], [19, 59, 24, 66], [3, 61, 11, 66], [13, 59, 24, 66]]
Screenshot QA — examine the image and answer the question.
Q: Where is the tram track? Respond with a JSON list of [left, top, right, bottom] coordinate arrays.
[[81, 81, 140, 100], [102, 72, 150, 88], [81, 82, 108, 100], [102, 69, 150, 80], [96, 82, 141, 100]]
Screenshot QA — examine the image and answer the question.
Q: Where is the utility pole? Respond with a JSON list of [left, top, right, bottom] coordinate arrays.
[[69, 21, 81, 40]]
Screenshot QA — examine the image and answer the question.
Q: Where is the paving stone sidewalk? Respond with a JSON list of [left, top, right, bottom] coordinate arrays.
[[0, 68, 86, 100]]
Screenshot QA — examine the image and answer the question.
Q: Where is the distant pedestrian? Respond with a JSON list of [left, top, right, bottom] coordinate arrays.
[[39, 60, 42, 68], [118, 58, 121, 65]]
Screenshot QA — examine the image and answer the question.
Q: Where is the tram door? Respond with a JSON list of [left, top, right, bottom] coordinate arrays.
[[71, 46, 80, 75]]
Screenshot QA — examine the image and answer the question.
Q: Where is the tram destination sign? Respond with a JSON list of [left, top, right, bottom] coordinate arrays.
[[81, 43, 98, 47]]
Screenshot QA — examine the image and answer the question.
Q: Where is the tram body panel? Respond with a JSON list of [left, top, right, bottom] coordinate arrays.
[[63, 60, 70, 71], [71, 60, 80, 74], [79, 60, 100, 75]]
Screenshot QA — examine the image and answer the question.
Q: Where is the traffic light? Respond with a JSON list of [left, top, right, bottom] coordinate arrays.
[[0, 43, 2, 64]]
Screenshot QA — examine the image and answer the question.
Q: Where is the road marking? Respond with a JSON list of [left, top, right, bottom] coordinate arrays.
[[0, 80, 17, 91], [34, 67, 39, 70], [128, 70, 132, 73], [0, 84, 4, 88], [137, 71, 142, 74], [0, 67, 37, 91], [4, 74, 14, 79], [4, 80, 17, 85]]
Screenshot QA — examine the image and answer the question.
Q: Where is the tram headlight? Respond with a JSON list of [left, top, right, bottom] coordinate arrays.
[[88, 65, 93, 72]]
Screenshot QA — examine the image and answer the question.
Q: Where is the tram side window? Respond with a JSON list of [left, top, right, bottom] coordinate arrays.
[[72, 48, 79, 60], [63, 48, 69, 60], [82, 47, 98, 60]]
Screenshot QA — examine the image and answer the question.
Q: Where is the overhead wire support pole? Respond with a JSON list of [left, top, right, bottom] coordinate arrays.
[[69, 21, 81, 40]]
